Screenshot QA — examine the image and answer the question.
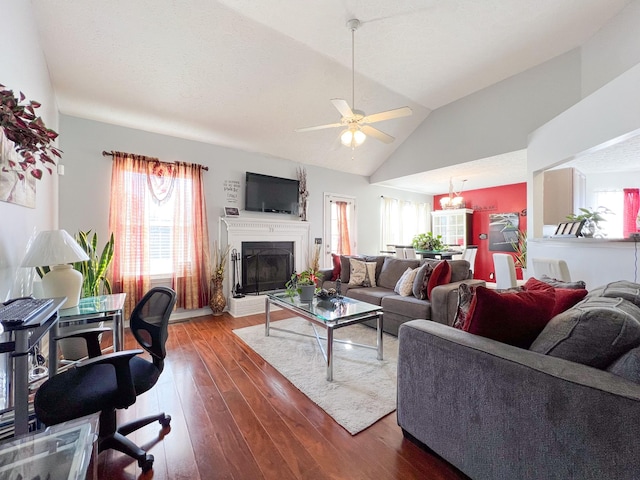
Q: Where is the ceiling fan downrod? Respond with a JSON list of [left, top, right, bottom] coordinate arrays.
[[347, 19, 360, 112]]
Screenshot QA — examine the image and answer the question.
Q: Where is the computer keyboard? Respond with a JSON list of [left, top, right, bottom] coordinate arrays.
[[0, 297, 54, 326]]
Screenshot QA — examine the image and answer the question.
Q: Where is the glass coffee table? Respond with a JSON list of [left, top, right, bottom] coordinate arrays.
[[265, 292, 383, 381]]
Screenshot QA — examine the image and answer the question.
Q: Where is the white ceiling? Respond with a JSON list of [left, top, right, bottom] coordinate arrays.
[[30, 0, 632, 193]]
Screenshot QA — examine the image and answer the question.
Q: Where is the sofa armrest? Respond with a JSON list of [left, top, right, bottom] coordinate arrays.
[[429, 279, 485, 326], [318, 268, 334, 285], [397, 320, 640, 480]]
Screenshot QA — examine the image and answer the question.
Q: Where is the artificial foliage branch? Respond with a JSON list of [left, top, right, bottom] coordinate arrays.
[[0, 83, 61, 180]]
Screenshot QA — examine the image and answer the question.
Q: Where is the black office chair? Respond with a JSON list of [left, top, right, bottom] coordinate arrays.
[[34, 286, 177, 471]]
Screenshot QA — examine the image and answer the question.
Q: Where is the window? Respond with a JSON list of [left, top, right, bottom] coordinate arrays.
[[109, 153, 210, 312], [380, 197, 430, 250], [593, 190, 623, 238]]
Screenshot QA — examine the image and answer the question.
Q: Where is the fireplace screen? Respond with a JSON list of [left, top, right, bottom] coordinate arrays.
[[241, 241, 294, 294]]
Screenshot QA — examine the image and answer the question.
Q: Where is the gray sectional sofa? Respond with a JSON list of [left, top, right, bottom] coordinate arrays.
[[318, 255, 485, 336], [397, 280, 640, 479]]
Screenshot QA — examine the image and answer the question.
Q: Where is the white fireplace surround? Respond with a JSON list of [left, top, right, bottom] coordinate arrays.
[[220, 217, 311, 316]]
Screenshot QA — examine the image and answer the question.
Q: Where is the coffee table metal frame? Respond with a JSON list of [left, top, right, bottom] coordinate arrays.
[[265, 293, 383, 381]]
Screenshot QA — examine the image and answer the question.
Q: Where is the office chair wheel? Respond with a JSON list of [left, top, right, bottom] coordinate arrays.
[[139, 453, 154, 472], [159, 413, 171, 428]]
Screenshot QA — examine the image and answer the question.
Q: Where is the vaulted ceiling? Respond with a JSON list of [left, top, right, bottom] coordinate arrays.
[[30, 0, 631, 192]]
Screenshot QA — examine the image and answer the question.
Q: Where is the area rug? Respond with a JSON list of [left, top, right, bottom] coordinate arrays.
[[233, 317, 398, 435]]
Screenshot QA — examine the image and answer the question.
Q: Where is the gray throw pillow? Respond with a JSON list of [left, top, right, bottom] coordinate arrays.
[[607, 346, 640, 384], [377, 257, 421, 290], [539, 274, 586, 290], [412, 262, 434, 300], [587, 280, 640, 308], [530, 296, 640, 369]]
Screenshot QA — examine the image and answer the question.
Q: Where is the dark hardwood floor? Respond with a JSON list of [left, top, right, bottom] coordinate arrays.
[[97, 310, 469, 480]]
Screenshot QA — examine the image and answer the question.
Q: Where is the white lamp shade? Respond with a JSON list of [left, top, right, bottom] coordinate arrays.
[[21, 230, 89, 308], [21, 230, 89, 267]]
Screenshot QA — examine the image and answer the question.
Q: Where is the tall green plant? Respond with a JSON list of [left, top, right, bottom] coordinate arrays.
[[509, 229, 527, 269], [74, 230, 114, 297], [36, 230, 115, 297]]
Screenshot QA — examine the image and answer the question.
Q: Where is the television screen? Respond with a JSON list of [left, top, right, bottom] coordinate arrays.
[[245, 172, 300, 214]]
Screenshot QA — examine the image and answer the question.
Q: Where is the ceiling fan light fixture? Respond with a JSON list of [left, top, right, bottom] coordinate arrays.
[[340, 126, 366, 147]]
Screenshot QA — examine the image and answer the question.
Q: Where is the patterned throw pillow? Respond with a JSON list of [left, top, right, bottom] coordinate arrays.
[[412, 263, 434, 300], [453, 282, 475, 329], [394, 267, 419, 297], [348, 258, 377, 287]]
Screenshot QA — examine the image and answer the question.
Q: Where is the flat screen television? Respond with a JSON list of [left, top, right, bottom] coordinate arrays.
[[245, 172, 299, 214]]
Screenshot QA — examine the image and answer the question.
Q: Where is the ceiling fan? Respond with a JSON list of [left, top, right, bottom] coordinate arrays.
[[295, 18, 412, 149]]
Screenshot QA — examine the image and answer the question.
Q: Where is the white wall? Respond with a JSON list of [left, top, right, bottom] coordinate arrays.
[[370, 49, 582, 184], [581, 0, 640, 97], [0, 1, 58, 301], [58, 115, 431, 271]]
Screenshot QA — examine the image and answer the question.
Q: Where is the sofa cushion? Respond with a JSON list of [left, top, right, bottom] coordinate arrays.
[[530, 296, 640, 369], [346, 287, 396, 306], [427, 261, 451, 300], [462, 284, 556, 348], [538, 274, 586, 290], [348, 258, 377, 287], [331, 253, 341, 281], [524, 277, 588, 316], [382, 294, 431, 320], [448, 259, 472, 283], [377, 257, 420, 290], [394, 267, 419, 297], [412, 262, 434, 300], [607, 345, 640, 384], [587, 280, 640, 308]]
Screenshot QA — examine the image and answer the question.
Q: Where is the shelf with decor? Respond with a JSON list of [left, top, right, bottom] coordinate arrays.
[[431, 209, 473, 248]]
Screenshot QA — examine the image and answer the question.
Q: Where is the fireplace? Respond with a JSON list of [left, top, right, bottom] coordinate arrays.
[[241, 241, 294, 294], [221, 217, 311, 316]]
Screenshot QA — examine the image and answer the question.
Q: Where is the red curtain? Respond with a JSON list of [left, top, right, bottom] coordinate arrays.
[[623, 188, 640, 237], [336, 201, 351, 255]]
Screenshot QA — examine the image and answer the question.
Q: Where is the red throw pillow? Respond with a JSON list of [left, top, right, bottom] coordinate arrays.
[[524, 277, 588, 316], [427, 261, 452, 299], [331, 253, 341, 281], [462, 285, 556, 349]]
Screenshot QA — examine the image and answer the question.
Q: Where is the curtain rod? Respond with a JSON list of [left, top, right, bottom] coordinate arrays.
[[101, 150, 209, 171]]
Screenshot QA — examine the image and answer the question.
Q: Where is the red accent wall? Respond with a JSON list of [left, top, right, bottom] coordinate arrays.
[[434, 182, 527, 281]]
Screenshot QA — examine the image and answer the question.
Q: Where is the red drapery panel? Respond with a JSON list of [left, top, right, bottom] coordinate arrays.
[[623, 188, 640, 237], [108, 152, 211, 314], [336, 201, 351, 255]]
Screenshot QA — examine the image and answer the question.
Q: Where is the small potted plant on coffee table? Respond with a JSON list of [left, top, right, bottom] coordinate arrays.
[[286, 269, 322, 302]]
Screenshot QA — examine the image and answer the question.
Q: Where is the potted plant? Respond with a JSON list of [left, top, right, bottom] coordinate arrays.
[[509, 229, 527, 271], [412, 232, 445, 251], [566, 206, 613, 237], [285, 269, 322, 302], [0, 84, 61, 180]]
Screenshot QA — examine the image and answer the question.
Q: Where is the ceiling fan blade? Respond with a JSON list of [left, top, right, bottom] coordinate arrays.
[[362, 106, 412, 124], [331, 98, 354, 118], [295, 122, 343, 133], [361, 125, 395, 144]]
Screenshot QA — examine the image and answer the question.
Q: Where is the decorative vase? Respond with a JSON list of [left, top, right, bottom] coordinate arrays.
[[298, 284, 315, 303], [210, 277, 226, 315]]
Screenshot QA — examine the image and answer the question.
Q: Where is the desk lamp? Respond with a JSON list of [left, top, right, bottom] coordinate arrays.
[[21, 230, 90, 308]]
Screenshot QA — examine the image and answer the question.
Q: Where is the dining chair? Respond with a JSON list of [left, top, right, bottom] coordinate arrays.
[[531, 257, 572, 282], [462, 246, 478, 275], [493, 253, 518, 289]]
